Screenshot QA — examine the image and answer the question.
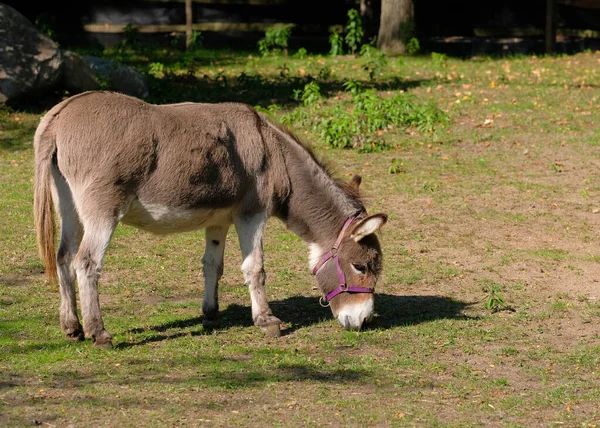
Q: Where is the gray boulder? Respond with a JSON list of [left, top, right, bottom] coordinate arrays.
[[0, 4, 149, 104], [62, 50, 100, 93], [83, 56, 149, 99], [0, 4, 63, 103]]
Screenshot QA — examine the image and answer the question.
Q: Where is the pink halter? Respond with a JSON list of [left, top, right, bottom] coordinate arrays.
[[312, 217, 374, 305]]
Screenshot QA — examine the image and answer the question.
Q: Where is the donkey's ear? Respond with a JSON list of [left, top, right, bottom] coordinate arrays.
[[351, 214, 387, 242], [349, 174, 362, 191]]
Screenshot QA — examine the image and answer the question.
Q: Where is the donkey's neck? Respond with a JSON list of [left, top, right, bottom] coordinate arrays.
[[273, 128, 364, 247]]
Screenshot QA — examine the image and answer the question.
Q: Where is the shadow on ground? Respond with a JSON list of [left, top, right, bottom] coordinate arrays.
[[116, 293, 474, 349]]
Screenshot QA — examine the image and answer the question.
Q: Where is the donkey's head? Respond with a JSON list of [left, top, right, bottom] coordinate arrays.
[[312, 178, 387, 330]]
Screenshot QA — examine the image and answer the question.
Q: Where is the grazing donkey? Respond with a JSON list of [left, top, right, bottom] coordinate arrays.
[[34, 91, 387, 348]]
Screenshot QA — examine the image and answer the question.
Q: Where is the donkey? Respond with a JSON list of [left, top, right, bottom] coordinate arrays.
[[34, 91, 387, 348]]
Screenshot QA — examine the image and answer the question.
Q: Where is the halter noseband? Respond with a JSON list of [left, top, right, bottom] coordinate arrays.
[[312, 217, 374, 307]]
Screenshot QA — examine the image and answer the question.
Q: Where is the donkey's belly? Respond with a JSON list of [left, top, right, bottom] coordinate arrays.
[[121, 200, 234, 234]]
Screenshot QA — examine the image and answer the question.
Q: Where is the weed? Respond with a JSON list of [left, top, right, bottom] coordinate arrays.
[[318, 67, 332, 80], [258, 25, 292, 56], [292, 81, 322, 107], [293, 48, 308, 59], [387, 158, 405, 174], [483, 281, 506, 313], [406, 37, 420, 55], [360, 45, 388, 81], [34, 13, 56, 40], [329, 32, 344, 57], [344, 9, 363, 55], [118, 24, 140, 50], [149, 62, 166, 79], [282, 78, 447, 151], [431, 52, 448, 68]]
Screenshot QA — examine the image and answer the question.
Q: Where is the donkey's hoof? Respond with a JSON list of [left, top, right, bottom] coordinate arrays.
[[66, 330, 84, 342], [202, 317, 220, 329], [256, 315, 282, 337], [93, 330, 113, 349], [260, 323, 282, 337], [64, 324, 84, 341]]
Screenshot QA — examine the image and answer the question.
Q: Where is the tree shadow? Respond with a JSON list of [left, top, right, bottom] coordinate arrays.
[[147, 73, 431, 108], [117, 293, 474, 348]]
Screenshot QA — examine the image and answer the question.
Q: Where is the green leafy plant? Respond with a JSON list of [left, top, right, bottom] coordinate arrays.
[[387, 158, 404, 174], [35, 13, 56, 39], [318, 67, 332, 80], [293, 47, 308, 59], [258, 25, 292, 56], [282, 78, 447, 152], [360, 45, 388, 80], [118, 24, 140, 49], [149, 62, 166, 78], [329, 31, 344, 57], [406, 37, 420, 55], [189, 30, 203, 49], [431, 52, 448, 68], [484, 283, 506, 313], [293, 81, 322, 107], [344, 9, 363, 55]]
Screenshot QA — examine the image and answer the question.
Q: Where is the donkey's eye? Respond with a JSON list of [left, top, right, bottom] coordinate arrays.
[[351, 263, 366, 275]]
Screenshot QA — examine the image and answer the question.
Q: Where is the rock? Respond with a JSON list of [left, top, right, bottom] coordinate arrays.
[[0, 4, 63, 104], [83, 56, 149, 99], [0, 5, 149, 104], [62, 51, 100, 93]]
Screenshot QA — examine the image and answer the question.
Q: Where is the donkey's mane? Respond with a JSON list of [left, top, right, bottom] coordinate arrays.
[[263, 118, 365, 211]]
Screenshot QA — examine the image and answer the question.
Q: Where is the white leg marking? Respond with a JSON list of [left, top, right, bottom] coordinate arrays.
[[51, 167, 83, 335], [202, 225, 229, 318], [337, 298, 374, 330], [234, 213, 276, 324]]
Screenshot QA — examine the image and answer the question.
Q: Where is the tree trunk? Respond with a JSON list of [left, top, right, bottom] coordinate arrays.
[[360, 0, 375, 42], [377, 0, 414, 55], [185, 0, 192, 49]]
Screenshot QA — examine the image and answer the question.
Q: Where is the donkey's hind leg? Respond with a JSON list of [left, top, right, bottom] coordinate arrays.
[[73, 216, 118, 349], [202, 225, 229, 328], [51, 168, 83, 340], [234, 212, 281, 337]]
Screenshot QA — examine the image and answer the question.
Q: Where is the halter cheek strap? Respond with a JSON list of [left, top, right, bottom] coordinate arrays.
[[312, 217, 374, 305]]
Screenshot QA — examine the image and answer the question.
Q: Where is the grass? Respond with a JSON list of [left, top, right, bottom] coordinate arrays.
[[2, 43, 600, 426]]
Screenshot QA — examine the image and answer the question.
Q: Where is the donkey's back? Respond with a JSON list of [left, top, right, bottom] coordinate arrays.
[[36, 91, 288, 233]]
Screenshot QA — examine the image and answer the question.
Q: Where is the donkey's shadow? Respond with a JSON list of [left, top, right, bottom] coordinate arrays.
[[117, 294, 474, 348]]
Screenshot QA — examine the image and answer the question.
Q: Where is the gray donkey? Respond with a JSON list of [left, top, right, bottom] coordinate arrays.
[[34, 91, 387, 348]]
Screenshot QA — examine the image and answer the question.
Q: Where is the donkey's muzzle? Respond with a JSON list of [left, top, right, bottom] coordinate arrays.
[[336, 297, 374, 330]]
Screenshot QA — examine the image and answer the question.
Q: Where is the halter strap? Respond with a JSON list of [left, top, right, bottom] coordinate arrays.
[[312, 217, 374, 304]]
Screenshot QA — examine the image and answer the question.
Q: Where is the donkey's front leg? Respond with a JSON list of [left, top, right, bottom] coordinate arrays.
[[234, 213, 281, 337], [202, 225, 229, 328]]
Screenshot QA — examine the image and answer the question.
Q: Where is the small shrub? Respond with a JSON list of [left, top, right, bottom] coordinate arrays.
[[258, 25, 292, 56], [189, 30, 203, 49], [149, 62, 166, 79], [431, 52, 448, 68], [406, 37, 420, 55], [387, 158, 404, 174], [483, 282, 506, 313], [344, 9, 364, 55], [282, 79, 448, 152], [293, 47, 308, 59], [118, 24, 140, 49], [293, 81, 322, 107], [329, 32, 344, 57], [360, 45, 388, 80], [35, 13, 56, 40], [318, 67, 332, 80]]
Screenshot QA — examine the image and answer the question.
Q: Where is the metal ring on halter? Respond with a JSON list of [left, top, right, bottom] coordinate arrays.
[[319, 296, 330, 307]]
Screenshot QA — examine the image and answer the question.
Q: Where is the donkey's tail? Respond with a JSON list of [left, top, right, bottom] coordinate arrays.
[[33, 113, 58, 285]]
